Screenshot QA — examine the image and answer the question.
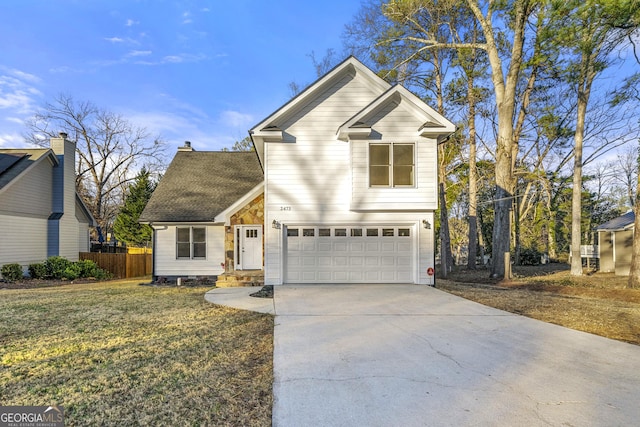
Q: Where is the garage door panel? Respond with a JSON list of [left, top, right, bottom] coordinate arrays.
[[397, 271, 412, 282], [318, 256, 331, 266], [302, 257, 316, 266], [349, 271, 364, 281], [286, 226, 414, 284], [365, 270, 380, 281], [398, 257, 411, 266], [398, 242, 411, 251], [349, 242, 364, 252], [350, 257, 363, 266], [334, 242, 348, 252], [381, 256, 395, 266], [365, 256, 378, 266], [381, 242, 395, 251], [335, 271, 348, 281], [302, 271, 316, 281], [334, 257, 347, 266], [318, 242, 332, 251], [318, 271, 332, 281]]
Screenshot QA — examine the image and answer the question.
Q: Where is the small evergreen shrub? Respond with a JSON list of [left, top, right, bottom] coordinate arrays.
[[62, 263, 83, 280], [44, 256, 72, 280], [76, 259, 111, 280], [28, 263, 48, 279], [1, 263, 24, 282]]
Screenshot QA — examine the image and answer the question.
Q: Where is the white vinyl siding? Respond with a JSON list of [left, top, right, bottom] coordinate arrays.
[[260, 64, 437, 285], [154, 225, 224, 277], [350, 98, 438, 211]]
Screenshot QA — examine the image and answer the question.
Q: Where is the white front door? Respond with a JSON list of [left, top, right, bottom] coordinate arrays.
[[237, 225, 262, 270]]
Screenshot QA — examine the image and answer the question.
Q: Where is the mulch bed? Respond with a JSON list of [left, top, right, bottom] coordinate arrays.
[[250, 285, 274, 298]]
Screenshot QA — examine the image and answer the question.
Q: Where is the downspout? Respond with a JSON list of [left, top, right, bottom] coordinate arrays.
[[151, 223, 157, 281]]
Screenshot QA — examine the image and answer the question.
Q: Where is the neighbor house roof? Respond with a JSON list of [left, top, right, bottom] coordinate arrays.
[[0, 148, 58, 192], [140, 151, 263, 223], [596, 211, 635, 231]]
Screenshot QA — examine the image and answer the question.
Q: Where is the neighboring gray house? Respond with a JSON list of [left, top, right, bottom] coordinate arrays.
[[0, 133, 96, 271], [139, 145, 264, 280], [597, 211, 635, 275], [143, 57, 455, 285]]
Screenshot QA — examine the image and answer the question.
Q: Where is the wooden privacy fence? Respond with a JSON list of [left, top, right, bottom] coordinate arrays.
[[80, 252, 152, 279]]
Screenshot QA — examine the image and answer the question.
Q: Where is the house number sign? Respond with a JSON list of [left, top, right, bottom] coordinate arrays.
[[280, 206, 292, 211]]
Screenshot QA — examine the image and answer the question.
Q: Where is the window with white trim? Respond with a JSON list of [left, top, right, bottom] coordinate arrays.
[[369, 143, 415, 187], [176, 227, 206, 259]]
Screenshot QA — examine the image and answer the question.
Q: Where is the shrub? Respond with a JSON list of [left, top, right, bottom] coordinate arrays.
[[62, 263, 83, 280], [76, 259, 111, 280], [519, 248, 543, 266], [28, 263, 48, 279], [44, 256, 72, 280], [1, 263, 24, 282]]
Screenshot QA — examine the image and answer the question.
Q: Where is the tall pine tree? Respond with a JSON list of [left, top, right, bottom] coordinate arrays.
[[113, 169, 156, 247]]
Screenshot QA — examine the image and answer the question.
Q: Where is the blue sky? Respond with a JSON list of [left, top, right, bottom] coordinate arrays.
[[0, 0, 362, 151]]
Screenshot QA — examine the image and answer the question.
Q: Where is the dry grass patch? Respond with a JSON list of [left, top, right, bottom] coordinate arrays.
[[438, 265, 640, 346], [0, 280, 273, 426]]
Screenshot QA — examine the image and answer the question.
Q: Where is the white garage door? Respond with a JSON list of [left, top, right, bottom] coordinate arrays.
[[285, 226, 413, 283]]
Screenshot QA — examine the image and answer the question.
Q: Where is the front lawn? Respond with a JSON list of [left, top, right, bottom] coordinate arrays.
[[0, 279, 273, 426]]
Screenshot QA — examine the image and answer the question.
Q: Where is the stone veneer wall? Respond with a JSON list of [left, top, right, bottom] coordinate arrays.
[[224, 193, 264, 271]]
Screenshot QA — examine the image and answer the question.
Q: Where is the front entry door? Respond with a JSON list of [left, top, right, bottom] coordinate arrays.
[[237, 225, 262, 270]]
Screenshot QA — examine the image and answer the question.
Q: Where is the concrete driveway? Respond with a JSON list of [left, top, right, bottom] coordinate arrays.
[[272, 284, 640, 427]]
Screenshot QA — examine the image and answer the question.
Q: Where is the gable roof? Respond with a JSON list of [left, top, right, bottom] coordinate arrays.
[[249, 56, 391, 163], [596, 211, 635, 231], [0, 148, 58, 193], [140, 151, 263, 223], [336, 84, 456, 142]]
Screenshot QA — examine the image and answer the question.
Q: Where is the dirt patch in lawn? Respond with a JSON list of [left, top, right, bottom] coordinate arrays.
[[438, 264, 640, 346]]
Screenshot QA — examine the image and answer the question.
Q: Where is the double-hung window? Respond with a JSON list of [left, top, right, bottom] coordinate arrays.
[[369, 143, 414, 187], [176, 227, 206, 259]]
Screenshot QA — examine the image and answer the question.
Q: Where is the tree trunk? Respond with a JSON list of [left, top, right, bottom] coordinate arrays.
[[628, 144, 640, 288], [491, 123, 515, 278], [570, 43, 595, 276], [570, 97, 586, 276], [438, 179, 453, 277], [467, 77, 478, 270], [467, 0, 529, 278]]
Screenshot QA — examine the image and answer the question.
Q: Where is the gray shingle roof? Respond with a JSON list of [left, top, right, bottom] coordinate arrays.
[[596, 211, 635, 231], [140, 151, 263, 223]]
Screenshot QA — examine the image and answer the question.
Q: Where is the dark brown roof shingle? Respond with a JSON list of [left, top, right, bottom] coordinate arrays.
[[140, 151, 263, 223]]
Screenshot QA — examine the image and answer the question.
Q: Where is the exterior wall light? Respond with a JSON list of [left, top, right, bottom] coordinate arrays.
[[272, 219, 281, 229], [422, 219, 431, 229]]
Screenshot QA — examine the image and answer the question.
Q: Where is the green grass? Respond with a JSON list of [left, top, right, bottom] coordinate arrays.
[[0, 280, 273, 426]]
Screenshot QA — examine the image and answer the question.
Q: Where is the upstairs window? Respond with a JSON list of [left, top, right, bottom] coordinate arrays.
[[369, 143, 414, 187], [176, 227, 206, 259]]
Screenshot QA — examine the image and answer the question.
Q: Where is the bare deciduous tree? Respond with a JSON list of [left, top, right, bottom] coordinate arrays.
[[24, 94, 166, 239]]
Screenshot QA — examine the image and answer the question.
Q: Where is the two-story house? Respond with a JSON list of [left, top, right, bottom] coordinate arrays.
[[0, 133, 96, 272], [141, 56, 454, 285]]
